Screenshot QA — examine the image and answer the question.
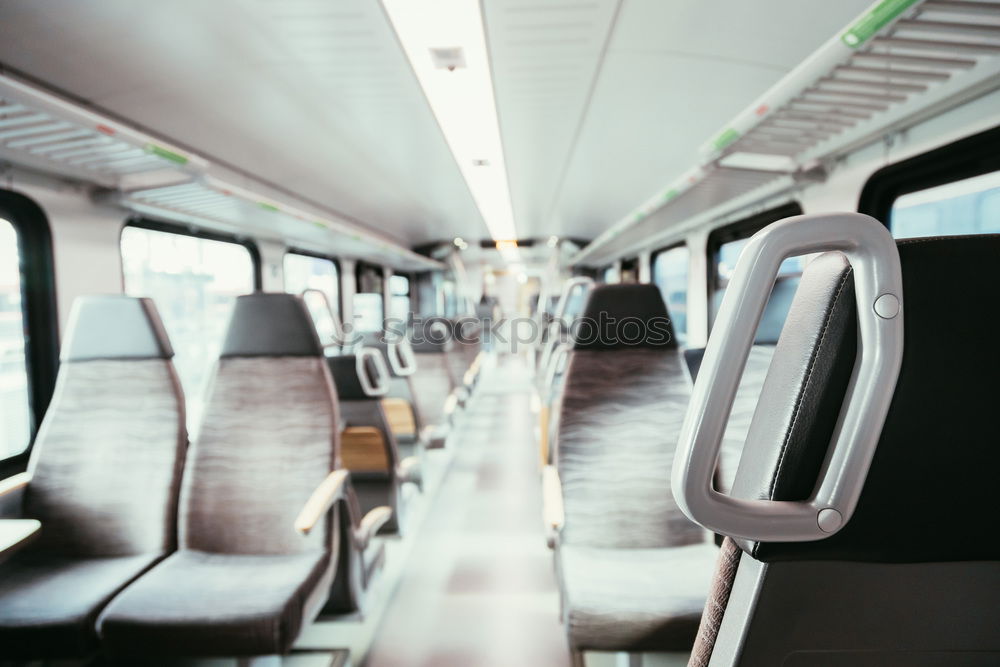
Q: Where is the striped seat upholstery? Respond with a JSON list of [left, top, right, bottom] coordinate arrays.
[[0, 296, 186, 660], [553, 284, 716, 655]]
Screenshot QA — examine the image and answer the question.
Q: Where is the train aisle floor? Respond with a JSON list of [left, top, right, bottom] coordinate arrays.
[[358, 355, 689, 667]]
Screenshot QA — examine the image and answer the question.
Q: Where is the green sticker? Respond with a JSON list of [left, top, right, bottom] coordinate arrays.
[[712, 128, 740, 151], [258, 202, 279, 212], [841, 0, 920, 48], [144, 143, 189, 165], [663, 188, 679, 202]]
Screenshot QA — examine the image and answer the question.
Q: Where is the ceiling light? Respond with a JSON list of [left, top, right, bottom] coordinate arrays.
[[382, 0, 517, 243], [719, 152, 797, 173]]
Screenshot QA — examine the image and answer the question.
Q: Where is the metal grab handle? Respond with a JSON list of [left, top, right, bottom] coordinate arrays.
[[552, 276, 594, 326], [357, 347, 391, 397], [671, 212, 904, 542], [387, 338, 417, 377], [300, 288, 347, 348]]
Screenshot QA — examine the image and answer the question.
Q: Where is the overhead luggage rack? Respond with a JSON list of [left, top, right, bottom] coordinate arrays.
[[0, 73, 442, 270], [574, 0, 1000, 266]]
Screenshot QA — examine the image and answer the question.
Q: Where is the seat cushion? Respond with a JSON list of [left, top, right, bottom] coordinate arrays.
[[559, 542, 718, 652], [0, 553, 157, 659], [98, 549, 331, 657]]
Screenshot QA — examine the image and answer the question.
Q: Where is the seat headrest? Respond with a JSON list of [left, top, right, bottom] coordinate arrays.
[[327, 354, 379, 400], [572, 284, 676, 350], [732, 235, 1000, 564], [408, 317, 453, 353], [220, 293, 322, 358], [62, 295, 173, 361]]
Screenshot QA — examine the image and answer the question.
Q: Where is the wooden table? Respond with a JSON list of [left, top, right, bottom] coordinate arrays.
[[0, 519, 40, 564]]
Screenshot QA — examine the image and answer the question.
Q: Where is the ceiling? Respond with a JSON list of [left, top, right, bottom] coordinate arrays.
[[0, 0, 875, 249]]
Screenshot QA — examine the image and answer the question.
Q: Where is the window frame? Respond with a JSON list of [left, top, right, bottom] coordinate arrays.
[[121, 218, 263, 292], [858, 124, 1000, 229], [706, 201, 803, 305], [284, 248, 342, 316], [0, 189, 58, 470]]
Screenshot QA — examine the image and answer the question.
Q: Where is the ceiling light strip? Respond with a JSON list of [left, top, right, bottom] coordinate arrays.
[[382, 0, 517, 243]]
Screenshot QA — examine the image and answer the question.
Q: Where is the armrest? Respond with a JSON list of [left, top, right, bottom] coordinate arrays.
[[542, 465, 565, 549], [396, 456, 422, 489], [354, 506, 393, 550], [295, 470, 349, 535], [0, 473, 30, 498]]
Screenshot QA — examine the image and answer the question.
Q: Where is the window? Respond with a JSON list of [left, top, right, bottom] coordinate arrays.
[[389, 274, 411, 324], [0, 219, 31, 459], [652, 245, 689, 345], [891, 171, 1000, 239], [620, 257, 639, 284], [0, 191, 57, 466], [121, 223, 258, 429], [708, 202, 803, 343], [353, 262, 384, 333], [284, 252, 340, 343]]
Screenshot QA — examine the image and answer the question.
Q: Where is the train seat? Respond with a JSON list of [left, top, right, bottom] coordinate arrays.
[[681, 232, 1000, 666], [328, 350, 420, 536], [0, 296, 186, 660], [408, 321, 463, 448], [542, 284, 715, 662], [98, 293, 391, 658]]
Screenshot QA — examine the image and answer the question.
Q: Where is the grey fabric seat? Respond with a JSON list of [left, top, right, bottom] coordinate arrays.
[[545, 284, 717, 660], [95, 550, 328, 657], [686, 236, 1000, 667], [0, 296, 186, 660], [99, 293, 388, 657], [560, 542, 718, 652]]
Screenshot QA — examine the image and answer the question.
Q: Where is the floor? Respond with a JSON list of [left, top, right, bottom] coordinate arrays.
[[363, 356, 571, 667]]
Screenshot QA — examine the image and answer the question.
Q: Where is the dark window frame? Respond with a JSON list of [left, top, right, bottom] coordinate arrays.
[[122, 217, 263, 291], [0, 189, 58, 471], [858, 124, 1000, 228], [706, 201, 803, 303], [354, 260, 385, 295], [284, 248, 342, 316]]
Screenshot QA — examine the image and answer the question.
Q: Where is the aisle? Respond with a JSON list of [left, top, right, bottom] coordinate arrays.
[[364, 356, 571, 667]]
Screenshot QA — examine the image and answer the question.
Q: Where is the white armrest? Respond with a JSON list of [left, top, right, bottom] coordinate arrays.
[[354, 506, 393, 549], [295, 470, 349, 535], [542, 465, 565, 549], [0, 473, 30, 499], [396, 456, 422, 488]]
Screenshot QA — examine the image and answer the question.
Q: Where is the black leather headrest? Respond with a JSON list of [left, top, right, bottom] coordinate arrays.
[[732, 235, 1000, 564], [62, 296, 173, 361], [327, 354, 379, 400], [572, 284, 676, 350], [220, 293, 322, 358]]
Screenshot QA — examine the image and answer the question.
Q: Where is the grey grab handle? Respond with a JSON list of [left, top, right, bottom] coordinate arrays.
[[671, 212, 903, 542]]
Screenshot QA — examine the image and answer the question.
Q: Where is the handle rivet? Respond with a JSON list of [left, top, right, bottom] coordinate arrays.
[[874, 293, 900, 319], [818, 508, 843, 533]]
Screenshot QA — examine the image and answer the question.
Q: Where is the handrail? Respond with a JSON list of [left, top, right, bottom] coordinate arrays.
[[356, 347, 391, 397], [671, 212, 903, 542]]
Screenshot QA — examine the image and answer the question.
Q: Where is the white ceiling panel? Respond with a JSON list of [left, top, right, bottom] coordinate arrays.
[[483, 0, 622, 239], [0, 0, 486, 246], [515, 0, 875, 240]]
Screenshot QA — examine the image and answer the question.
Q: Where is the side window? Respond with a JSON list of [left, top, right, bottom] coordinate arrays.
[[353, 262, 385, 333], [709, 203, 803, 343], [0, 218, 31, 458], [652, 245, 689, 346], [891, 171, 1000, 238], [389, 274, 411, 324], [284, 252, 340, 342], [121, 224, 257, 427]]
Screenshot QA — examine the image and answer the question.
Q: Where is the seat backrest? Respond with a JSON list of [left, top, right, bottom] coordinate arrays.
[[25, 296, 186, 557], [179, 293, 337, 555], [556, 283, 703, 548], [691, 235, 1000, 666]]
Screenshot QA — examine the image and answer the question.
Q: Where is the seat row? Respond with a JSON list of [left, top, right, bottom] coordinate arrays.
[[537, 214, 1000, 666], [0, 292, 484, 662]]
